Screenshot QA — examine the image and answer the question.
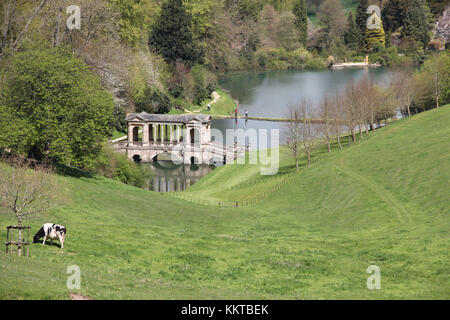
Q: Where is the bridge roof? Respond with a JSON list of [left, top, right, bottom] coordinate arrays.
[[126, 112, 211, 124]]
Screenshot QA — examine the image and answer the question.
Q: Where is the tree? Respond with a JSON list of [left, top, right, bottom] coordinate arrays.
[[421, 52, 450, 109], [344, 12, 361, 51], [148, 0, 202, 65], [355, 0, 369, 46], [318, 94, 333, 152], [283, 98, 317, 169], [298, 98, 317, 166], [0, 46, 114, 168], [343, 80, 359, 142], [391, 71, 414, 116], [318, 0, 347, 49], [402, 0, 430, 49], [332, 92, 343, 149], [381, 0, 410, 34], [293, 0, 308, 47], [0, 157, 58, 256], [283, 105, 303, 172]]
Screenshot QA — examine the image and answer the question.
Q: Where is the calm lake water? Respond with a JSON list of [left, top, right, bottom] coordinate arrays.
[[149, 67, 394, 191], [218, 67, 394, 118]]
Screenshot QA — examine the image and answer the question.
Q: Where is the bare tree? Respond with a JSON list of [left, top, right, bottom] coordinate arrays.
[[318, 94, 333, 152], [283, 105, 302, 172], [343, 80, 359, 143], [391, 71, 414, 117], [332, 92, 344, 150], [298, 98, 317, 166], [0, 157, 58, 255]]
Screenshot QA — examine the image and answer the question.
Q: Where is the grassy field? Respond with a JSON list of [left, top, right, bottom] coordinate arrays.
[[0, 106, 449, 299]]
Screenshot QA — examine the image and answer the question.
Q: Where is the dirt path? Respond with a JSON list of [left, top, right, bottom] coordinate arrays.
[[185, 91, 220, 113]]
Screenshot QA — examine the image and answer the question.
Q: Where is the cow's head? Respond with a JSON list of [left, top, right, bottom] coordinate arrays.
[[32, 234, 40, 243]]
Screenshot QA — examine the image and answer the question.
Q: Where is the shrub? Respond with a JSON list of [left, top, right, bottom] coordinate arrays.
[[305, 56, 327, 70], [84, 146, 152, 188]]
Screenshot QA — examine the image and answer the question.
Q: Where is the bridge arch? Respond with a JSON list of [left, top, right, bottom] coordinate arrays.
[[189, 128, 200, 145]]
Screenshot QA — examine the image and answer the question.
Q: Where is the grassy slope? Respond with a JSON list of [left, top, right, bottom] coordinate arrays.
[[1, 106, 449, 299], [170, 89, 237, 117]]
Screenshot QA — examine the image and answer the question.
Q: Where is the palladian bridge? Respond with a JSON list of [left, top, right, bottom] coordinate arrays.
[[115, 112, 246, 164]]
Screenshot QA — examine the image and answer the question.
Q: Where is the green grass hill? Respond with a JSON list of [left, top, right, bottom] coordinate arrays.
[[1, 106, 449, 299]]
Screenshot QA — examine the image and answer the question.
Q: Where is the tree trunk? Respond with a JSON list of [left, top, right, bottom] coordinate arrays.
[[337, 134, 342, 150], [295, 158, 299, 172], [17, 216, 22, 256]]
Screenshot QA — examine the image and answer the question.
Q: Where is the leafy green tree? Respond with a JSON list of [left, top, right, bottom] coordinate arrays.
[[381, 0, 410, 34], [345, 12, 361, 51], [355, 0, 369, 44], [293, 0, 308, 47], [402, 0, 430, 49], [318, 0, 347, 50], [135, 87, 172, 114], [108, 0, 153, 47], [0, 46, 114, 168], [149, 0, 202, 65]]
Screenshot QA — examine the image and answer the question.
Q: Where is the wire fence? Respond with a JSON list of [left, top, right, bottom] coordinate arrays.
[[165, 173, 297, 208]]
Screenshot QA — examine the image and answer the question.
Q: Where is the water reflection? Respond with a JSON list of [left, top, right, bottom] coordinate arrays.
[[148, 161, 218, 192]]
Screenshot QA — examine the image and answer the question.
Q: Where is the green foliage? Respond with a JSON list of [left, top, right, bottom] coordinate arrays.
[[412, 51, 450, 111], [149, 0, 202, 65], [108, 0, 154, 47], [345, 12, 361, 51], [355, 0, 369, 43], [368, 46, 414, 66], [381, 0, 410, 34], [402, 0, 431, 49], [84, 145, 151, 188], [135, 87, 172, 114], [293, 0, 308, 47], [253, 47, 326, 70], [0, 46, 114, 168]]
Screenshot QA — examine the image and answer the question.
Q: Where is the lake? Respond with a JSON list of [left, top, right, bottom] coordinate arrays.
[[149, 67, 395, 191]]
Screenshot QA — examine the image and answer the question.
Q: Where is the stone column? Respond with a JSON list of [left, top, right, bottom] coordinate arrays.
[[177, 125, 180, 143], [143, 124, 149, 144], [170, 125, 173, 143], [128, 125, 133, 142], [161, 124, 164, 142]]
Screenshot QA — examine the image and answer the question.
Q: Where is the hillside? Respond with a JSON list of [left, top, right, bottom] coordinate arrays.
[[0, 106, 449, 299]]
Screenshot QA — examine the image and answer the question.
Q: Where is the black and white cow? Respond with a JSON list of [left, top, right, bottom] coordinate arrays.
[[33, 223, 66, 249]]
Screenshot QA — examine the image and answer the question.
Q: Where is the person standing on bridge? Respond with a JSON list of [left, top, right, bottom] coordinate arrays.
[[234, 107, 238, 119], [244, 108, 248, 119]]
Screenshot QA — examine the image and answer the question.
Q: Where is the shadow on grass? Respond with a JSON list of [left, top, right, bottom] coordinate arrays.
[[54, 163, 94, 179]]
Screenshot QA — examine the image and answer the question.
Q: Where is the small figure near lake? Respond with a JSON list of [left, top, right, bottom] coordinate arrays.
[[207, 103, 211, 112]]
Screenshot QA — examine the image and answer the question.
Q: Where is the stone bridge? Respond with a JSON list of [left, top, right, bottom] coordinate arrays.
[[113, 112, 246, 164]]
